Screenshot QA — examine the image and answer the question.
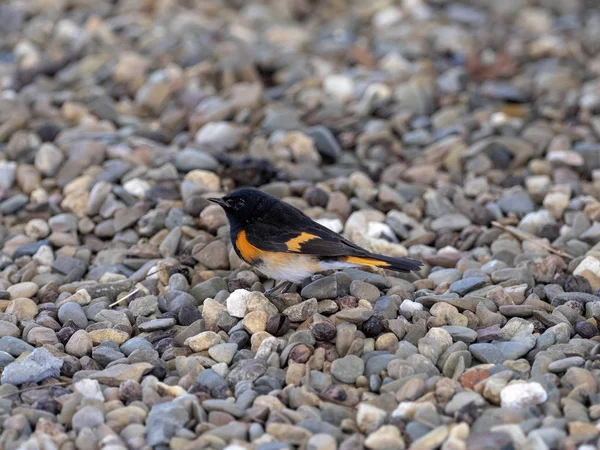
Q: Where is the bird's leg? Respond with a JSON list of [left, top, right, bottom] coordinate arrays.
[[279, 281, 294, 294], [265, 280, 292, 295]]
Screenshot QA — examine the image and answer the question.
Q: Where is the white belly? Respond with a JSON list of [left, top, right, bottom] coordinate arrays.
[[255, 253, 359, 283]]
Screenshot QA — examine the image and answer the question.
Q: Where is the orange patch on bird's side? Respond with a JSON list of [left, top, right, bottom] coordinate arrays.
[[236, 230, 265, 262], [286, 232, 319, 252], [344, 256, 390, 267]]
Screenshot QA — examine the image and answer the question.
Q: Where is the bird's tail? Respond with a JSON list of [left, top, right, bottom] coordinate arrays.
[[342, 254, 423, 273]]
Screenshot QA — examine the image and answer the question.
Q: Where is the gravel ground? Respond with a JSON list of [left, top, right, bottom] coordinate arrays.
[[1, 0, 600, 449]]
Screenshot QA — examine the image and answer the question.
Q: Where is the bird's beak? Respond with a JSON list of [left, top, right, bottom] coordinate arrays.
[[208, 197, 227, 207]]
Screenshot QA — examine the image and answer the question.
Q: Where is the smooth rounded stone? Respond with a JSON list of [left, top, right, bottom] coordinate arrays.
[[208, 343, 238, 364], [0, 194, 28, 214], [185, 331, 222, 352], [493, 340, 536, 360], [58, 302, 88, 328], [307, 433, 337, 450], [430, 214, 471, 232], [441, 326, 478, 344], [178, 304, 202, 326], [53, 254, 87, 275], [35, 143, 64, 176], [0, 351, 15, 369], [363, 425, 405, 450], [227, 359, 268, 386], [449, 277, 489, 296], [466, 431, 513, 450], [202, 399, 244, 418], [417, 294, 477, 313], [399, 300, 423, 320], [138, 318, 176, 332], [283, 299, 318, 322], [26, 326, 57, 346], [445, 391, 487, 415], [0, 336, 35, 356], [306, 126, 342, 160], [92, 345, 125, 366], [227, 289, 250, 318], [409, 425, 449, 450], [65, 330, 93, 357], [7, 282, 38, 299], [498, 192, 535, 216], [0, 321, 20, 338], [145, 401, 192, 447], [195, 369, 229, 397], [6, 297, 38, 321], [195, 121, 243, 150], [243, 310, 269, 334], [575, 321, 599, 338], [86, 181, 113, 216], [500, 382, 548, 409], [72, 405, 105, 431], [168, 274, 189, 293], [335, 307, 374, 323], [498, 305, 534, 317], [128, 296, 159, 317], [301, 276, 339, 299], [94, 308, 130, 328], [349, 281, 380, 302], [1, 348, 63, 385], [469, 344, 506, 364], [191, 277, 228, 303], [158, 290, 197, 313], [88, 329, 130, 345], [356, 403, 387, 434], [551, 292, 600, 307], [194, 239, 229, 269], [119, 337, 154, 357], [547, 356, 585, 373], [88, 362, 152, 387], [428, 269, 462, 286], [404, 421, 433, 443], [265, 423, 312, 446], [365, 354, 399, 378], [342, 269, 391, 289], [330, 355, 364, 384], [175, 149, 219, 172]]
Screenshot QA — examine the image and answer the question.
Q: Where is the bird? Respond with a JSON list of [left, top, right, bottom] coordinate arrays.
[[208, 188, 423, 294]]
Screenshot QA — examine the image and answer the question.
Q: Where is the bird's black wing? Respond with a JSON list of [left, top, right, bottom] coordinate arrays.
[[244, 198, 423, 273], [244, 200, 368, 257]]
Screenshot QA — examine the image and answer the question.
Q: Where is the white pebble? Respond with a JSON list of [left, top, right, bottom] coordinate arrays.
[[123, 178, 151, 198], [227, 289, 251, 318], [74, 379, 105, 401], [500, 382, 547, 409], [574, 256, 600, 280], [400, 299, 424, 314], [323, 74, 354, 102], [315, 218, 343, 233]]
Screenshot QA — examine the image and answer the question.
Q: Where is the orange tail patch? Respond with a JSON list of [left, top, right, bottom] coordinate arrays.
[[343, 256, 391, 267]]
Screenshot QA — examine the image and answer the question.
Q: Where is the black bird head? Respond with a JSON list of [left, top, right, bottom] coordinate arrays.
[[208, 188, 275, 226]]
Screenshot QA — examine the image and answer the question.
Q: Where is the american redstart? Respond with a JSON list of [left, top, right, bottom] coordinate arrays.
[[209, 188, 423, 293]]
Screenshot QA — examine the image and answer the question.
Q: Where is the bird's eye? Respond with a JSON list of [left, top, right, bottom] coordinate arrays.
[[233, 199, 245, 210]]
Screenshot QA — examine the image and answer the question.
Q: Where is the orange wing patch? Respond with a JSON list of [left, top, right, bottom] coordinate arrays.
[[236, 230, 266, 263], [285, 232, 319, 252], [344, 256, 390, 267]]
